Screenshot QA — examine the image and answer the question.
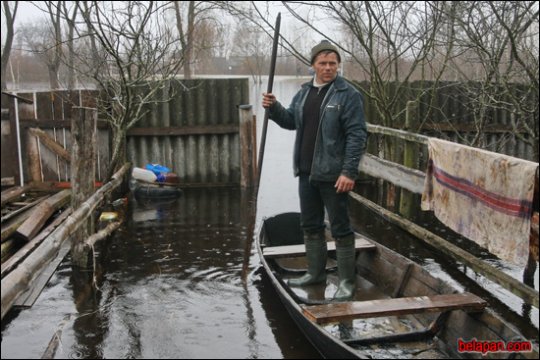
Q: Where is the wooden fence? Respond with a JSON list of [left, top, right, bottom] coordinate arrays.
[[355, 80, 538, 162], [1, 78, 253, 188], [0, 90, 108, 187], [2, 79, 537, 187], [356, 124, 539, 308]]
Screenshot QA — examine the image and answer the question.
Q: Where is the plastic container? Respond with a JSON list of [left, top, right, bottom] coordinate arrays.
[[132, 167, 157, 183], [155, 172, 180, 184], [145, 163, 171, 176], [99, 212, 118, 222]]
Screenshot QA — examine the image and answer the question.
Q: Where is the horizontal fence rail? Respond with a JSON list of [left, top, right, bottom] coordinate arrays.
[[126, 78, 250, 186], [356, 124, 539, 307]]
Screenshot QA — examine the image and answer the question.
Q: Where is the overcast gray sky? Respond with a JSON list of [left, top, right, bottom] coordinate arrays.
[[3, 1, 338, 55]]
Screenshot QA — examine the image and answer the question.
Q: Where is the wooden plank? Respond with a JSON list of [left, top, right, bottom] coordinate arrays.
[[1, 163, 130, 320], [14, 240, 70, 307], [1, 209, 33, 243], [6, 96, 21, 185], [239, 105, 255, 188], [263, 238, 375, 259], [392, 263, 414, 298], [359, 153, 425, 194], [421, 122, 529, 133], [1, 185, 31, 207], [1, 177, 15, 187], [20, 119, 109, 129], [70, 106, 97, 267], [28, 127, 71, 162], [1, 195, 50, 224], [0, 92, 33, 104], [367, 124, 429, 145], [26, 127, 42, 182], [302, 293, 486, 324], [1, 208, 72, 278], [357, 243, 414, 296], [14, 189, 71, 242]]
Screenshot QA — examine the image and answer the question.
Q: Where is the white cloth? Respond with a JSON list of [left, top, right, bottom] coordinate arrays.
[[421, 138, 538, 266]]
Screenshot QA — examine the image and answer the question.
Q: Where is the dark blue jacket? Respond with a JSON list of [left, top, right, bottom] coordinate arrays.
[[269, 75, 367, 181]]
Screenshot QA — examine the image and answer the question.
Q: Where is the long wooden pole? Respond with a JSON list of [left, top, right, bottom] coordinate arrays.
[[242, 14, 281, 281], [254, 12, 281, 198]]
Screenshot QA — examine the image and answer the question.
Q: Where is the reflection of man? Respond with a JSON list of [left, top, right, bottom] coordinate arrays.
[[262, 40, 367, 300]]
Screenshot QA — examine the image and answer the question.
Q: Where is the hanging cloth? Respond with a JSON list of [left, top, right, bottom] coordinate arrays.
[[421, 138, 538, 266]]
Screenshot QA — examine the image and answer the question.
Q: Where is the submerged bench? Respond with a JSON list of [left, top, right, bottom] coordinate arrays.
[[302, 293, 486, 324], [263, 237, 376, 259]]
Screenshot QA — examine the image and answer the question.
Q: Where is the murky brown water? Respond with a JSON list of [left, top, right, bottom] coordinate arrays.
[[2, 77, 538, 358], [3, 182, 537, 358], [1, 186, 322, 359]]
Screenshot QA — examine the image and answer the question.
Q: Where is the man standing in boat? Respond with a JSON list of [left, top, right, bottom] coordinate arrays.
[[262, 40, 367, 301]]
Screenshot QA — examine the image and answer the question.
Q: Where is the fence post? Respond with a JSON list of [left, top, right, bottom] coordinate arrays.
[[70, 107, 97, 268], [399, 101, 419, 217], [26, 130, 42, 183], [239, 104, 255, 188]]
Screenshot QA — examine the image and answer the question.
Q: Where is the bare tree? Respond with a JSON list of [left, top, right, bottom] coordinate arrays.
[[225, 1, 538, 160], [487, 1, 538, 160], [195, 15, 231, 71], [270, 1, 452, 163], [18, 1, 65, 89], [174, 1, 195, 79], [59, 1, 78, 89], [439, 1, 539, 160], [77, 1, 184, 179], [291, 2, 449, 121], [173, 1, 222, 79], [1, 1, 18, 90], [18, 20, 58, 89], [231, 20, 269, 84], [222, 1, 309, 65]]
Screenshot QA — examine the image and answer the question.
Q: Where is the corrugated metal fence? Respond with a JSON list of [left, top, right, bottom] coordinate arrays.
[[1, 78, 250, 187], [126, 78, 250, 185], [1, 78, 535, 187]]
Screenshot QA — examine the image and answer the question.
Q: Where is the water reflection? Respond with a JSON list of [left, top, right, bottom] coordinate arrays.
[[93, 188, 253, 357], [253, 269, 322, 359], [2, 183, 537, 358], [1, 186, 315, 358], [69, 266, 107, 359]]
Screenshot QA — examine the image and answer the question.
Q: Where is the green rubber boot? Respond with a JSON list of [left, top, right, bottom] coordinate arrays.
[[333, 234, 357, 301], [288, 231, 327, 287]]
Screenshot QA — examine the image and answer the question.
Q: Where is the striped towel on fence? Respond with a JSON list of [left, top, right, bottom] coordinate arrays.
[[421, 138, 538, 266]]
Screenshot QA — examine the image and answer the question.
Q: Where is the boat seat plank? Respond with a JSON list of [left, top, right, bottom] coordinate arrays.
[[302, 293, 486, 324], [263, 238, 375, 259]]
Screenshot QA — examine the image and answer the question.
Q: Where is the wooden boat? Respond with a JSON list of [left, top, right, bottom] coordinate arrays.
[[257, 212, 538, 359]]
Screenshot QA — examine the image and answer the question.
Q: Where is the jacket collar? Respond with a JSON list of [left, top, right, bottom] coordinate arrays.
[[302, 75, 347, 91]]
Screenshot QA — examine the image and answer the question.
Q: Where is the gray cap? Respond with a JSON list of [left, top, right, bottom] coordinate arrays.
[[310, 40, 341, 64]]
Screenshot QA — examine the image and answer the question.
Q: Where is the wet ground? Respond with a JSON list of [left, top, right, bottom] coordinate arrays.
[[2, 77, 538, 358]]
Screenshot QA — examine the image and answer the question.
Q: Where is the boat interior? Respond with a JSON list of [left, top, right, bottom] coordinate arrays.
[[260, 212, 536, 359]]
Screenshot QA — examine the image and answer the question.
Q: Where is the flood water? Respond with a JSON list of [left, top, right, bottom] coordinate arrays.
[[1, 77, 538, 358]]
